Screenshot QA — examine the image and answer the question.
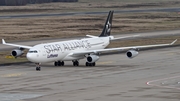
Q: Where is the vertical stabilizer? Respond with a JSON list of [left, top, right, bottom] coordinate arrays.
[[99, 10, 114, 37]]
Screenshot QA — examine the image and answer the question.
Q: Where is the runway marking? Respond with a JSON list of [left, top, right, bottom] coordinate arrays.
[[147, 75, 180, 90], [97, 61, 113, 65], [1, 73, 26, 77]]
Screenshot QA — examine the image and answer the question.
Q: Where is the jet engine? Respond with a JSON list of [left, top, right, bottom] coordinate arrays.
[[11, 49, 24, 57], [126, 50, 139, 58], [87, 55, 99, 63]]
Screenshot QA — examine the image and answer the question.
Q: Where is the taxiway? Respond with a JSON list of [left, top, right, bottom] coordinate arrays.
[[0, 7, 180, 19], [0, 47, 180, 101]]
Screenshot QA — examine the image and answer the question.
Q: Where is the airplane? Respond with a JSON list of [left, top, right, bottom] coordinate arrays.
[[2, 11, 177, 71]]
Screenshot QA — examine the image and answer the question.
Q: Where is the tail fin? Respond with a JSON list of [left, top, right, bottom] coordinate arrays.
[[99, 10, 114, 37]]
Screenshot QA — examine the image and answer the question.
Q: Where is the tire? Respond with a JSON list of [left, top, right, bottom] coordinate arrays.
[[54, 62, 58, 66], [61, 61, 64, 66], [76, 62, 79, 66], [36, 67, 39, 71], [86, 62, 89, 66], [58, 61, 62, 66], [36, 67, 41, 71], [92, 62, 95, 66], [38, 67, 41, 71], [73, 61, 79, 66]]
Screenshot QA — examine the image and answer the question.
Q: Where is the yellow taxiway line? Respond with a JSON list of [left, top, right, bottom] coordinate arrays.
[[1, 73, 26, 77]]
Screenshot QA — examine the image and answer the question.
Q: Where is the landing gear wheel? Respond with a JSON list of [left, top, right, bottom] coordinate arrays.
[[58, 61, 62, 66], [61, 61, 64, 66], [35, 63, 41, 71], [92, 62, 96, 66], [86, 62, 96, 67], [76, 62, 79, 66], [54, 62, 58, 66], [86, 62, 89, 66], [54, 61, 65, 66], [36, 67, 41, 71], [73, 60, 79, 66]]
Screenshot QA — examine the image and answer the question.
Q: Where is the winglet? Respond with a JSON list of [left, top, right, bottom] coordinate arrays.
[[2, 39, 6, 44], [170, 39, 177, 45]]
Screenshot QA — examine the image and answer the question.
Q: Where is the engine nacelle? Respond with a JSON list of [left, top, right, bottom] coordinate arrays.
[[87, 55, 99, 63], [126, 50, 139, 59], [11, 49, 24, 57]]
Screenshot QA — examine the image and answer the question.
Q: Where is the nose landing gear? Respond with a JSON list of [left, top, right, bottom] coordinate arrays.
[[36, 63, 41, 71]]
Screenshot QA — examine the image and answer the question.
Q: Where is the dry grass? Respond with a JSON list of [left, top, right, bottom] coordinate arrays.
[[0, 12, 180, 41], [0, 0, 180, 15], [0, 1, 180, 41], [0, 51, 28, 65]]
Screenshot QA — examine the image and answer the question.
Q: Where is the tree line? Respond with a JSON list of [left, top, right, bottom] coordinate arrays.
[[0, 0, 78, 6]]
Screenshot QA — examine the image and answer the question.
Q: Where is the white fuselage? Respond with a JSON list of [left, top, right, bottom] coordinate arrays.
[[26, 37, 110, 63]]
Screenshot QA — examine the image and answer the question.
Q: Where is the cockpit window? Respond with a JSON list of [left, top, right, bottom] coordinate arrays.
[[28, 50, 38, 53]]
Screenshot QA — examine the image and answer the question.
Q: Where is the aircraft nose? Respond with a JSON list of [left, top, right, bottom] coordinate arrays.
[[26, 53, 36, 63]]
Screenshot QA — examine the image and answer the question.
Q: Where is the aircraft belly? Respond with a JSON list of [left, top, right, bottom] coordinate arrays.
[[62, 56, 84, 61]]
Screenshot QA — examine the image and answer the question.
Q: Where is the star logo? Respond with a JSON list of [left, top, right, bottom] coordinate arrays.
[[106, 21, 111, 33]]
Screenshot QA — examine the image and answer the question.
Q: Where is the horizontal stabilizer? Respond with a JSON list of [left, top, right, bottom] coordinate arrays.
[[110, 35, 140, 41], [86, 35, 98, 38], [2, 39, 6, 44]]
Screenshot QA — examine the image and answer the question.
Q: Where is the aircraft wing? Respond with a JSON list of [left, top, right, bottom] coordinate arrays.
[[2, 39, 32, 49], [70, 39, 177, 56]]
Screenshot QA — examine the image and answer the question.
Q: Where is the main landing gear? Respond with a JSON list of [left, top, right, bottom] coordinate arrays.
[[72, 60, 79, 66], [54, 61, 64, 66], [35, 61, 96, 71], [36, 63, 41, 71], [85, 62, 96, 66], [53, 60, 95, 67]]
